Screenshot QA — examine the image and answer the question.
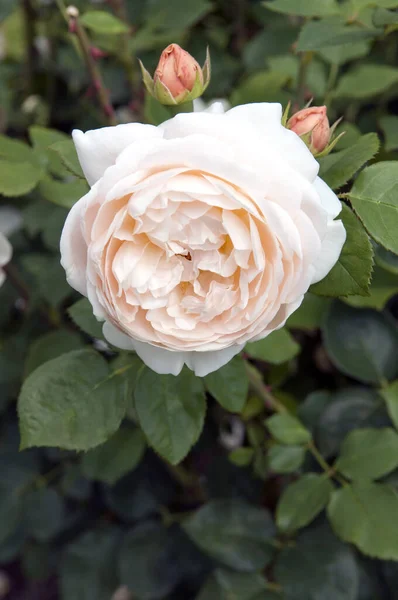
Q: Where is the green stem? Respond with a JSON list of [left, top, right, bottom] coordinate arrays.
[[245, 362, 287, 414], [307, 440, 347, 486], [168, 100, 194, 116], [67, 9, 116, 126]]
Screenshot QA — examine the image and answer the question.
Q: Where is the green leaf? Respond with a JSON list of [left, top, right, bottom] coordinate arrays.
[[81, 427, 146, 485], [380, 380, 398, 430], [134, 368, 206, 464], [335, 428, 398, 481], [263, 0, 339, 16], [21, 254, 71, 308], [183, 499, 276, 571], [18, 349, 129, 451], [0, 160, 43, 197], [317, 41, 371, 66], [373, 6, 398, 25], [38, 177, 89, 209], [319, 133, 380, 190], [298, 390, 331, 433], [50, 140, 85, 179], [334, 65, 398, 99], [67, 298, 104, 339], [276, 474, 334, 532], [61, 527, 119, 600], [268, 444, 306, 473], [327, 482, 398, 560], [265, 413, 311, 445], [322, 301, 398, 384], [24, 330, 84, 377], [349, 162, 398, 254], [229, 447, 255, 467], [380, 115, 398, 152], [197, 569, 269, 600], [204, 355, 248, 413], [118, 522, 183, 599], [287, 293, 331, 330], [343, 266, 398, 310], [275, 523, 359, 600], [375, 245, 398, 274], [245, 329, 300, 365], [317, 387, 386, 459], [296, 20, 379, 52], [80, 10, 130, 34], [0, 133, 35, 162], [29, 126, 70, 176], [24, 489, 66, 542], [231, 71, 290, 106], [311, 205, 373, 298], [142, 0, 211, 30]]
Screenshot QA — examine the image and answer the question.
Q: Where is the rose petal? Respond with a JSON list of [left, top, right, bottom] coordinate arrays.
[[311, 219, 346, 284], [73, 124, 162, 186]]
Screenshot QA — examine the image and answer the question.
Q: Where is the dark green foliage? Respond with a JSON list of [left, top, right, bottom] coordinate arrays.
[[1, 0, 398, 598]]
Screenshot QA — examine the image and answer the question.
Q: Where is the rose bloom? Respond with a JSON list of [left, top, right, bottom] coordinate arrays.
[[61, 103, 346, 376]]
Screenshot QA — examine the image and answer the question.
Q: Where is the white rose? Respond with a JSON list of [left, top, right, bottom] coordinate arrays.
[[0, 206, 21, 288], [60, 103, 346, 377]]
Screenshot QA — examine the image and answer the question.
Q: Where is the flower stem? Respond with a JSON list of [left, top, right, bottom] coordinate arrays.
[[245, 362, 287, 414], [67, 9, 116, 126]]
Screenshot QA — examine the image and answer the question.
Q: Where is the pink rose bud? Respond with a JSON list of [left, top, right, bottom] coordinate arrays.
[[139, 45, 211, 106], [288, 106, 331, 154], [154, 44, 202, 99]]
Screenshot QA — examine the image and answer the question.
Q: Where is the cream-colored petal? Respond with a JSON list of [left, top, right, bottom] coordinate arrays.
[[311, 220, 346, 284], [73, 124, 162, 186]]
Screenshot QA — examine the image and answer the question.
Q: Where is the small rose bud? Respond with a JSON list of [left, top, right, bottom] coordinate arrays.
[[139, 44, 211, 106], [90, 46, 108, 60], [66, 5, 79, 18], [288, 105, 331, 155], [154, 44, 202, 99]]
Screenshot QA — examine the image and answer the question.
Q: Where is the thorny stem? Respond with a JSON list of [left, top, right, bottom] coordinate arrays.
[[67, 9, 116, 125], [108, 0, 137, 97], [245, 362, 287, 414]]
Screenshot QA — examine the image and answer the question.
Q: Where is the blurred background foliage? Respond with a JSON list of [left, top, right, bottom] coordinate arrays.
[[2, 0, 398, 598]]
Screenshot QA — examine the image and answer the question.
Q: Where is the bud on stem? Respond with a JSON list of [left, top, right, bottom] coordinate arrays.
[[139, 44, 211, 106]]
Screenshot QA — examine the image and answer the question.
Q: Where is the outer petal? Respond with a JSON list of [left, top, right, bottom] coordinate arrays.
[[103, 321, 186, 376], [186, 344, 245, 377], [226, 102, 283, 129], [225, 103, 319, 182], [60, 197, 89, 296], [314, 176, 342, 219], [73, 123, 162, 186], [0, 233, 12, 268], [311, 220, 346, 284], [194, 98, 230, 113]]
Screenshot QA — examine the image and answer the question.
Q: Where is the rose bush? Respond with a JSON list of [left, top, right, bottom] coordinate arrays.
[[2, 0, 398, 597], [61, 102, 345, 376]]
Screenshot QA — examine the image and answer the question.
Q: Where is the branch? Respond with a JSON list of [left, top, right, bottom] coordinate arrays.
[[66, 6, 116, 126]]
